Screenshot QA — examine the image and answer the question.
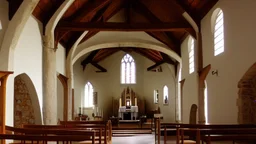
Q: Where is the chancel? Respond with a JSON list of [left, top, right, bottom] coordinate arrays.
[[119, 87, 139, 121]]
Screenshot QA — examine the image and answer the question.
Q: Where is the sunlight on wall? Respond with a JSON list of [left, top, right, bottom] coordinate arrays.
[[178, 68, 182, 121], [204, 81, 208, 124]]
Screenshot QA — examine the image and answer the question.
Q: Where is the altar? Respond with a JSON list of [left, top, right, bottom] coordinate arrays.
[[119, 106, 138, 120], [118, 87, 139, 120]]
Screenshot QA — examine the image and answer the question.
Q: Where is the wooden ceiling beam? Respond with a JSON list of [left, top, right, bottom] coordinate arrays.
[[56, 0, 111, 46], [132, 48, 158, 62], [7, 0, 23, 20], [81, 50, 100, 70], [56, 22, 193, 32], [93, 49, 120, 63], [161, 53, 176, 65], [147, 61, 165, 71], [79, 0, 126, 45], [172, 0, 200, 26], [198, 0, 219, 20], [91, 62, 107, 72], [132, 0, 181, 55], [71, 0, 111, 22]]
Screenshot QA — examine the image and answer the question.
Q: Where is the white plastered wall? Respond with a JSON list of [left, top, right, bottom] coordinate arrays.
[[56, 43, 66, 121], [181, 36, 198, 123], [201, 0, 256, 124], [0, 0, 9, 48], [56, 44, 66, 75], [73, 51, 176, 122], [5, 16, 44, 125]]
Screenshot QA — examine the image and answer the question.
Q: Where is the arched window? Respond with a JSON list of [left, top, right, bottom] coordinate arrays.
[[0, 20, 2, 30], [84, 82, 93, 107], [188, 37, 195, 74], [214, 9, 224, 56], [163, 85, 168, 104], [121, 54, 136, 84]]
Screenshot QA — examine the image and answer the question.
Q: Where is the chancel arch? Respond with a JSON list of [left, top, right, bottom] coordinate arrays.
[[238, 62, 256, 124], [14, 73, 42, 128]]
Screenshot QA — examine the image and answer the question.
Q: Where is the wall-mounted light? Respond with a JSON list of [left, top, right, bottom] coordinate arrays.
[[212, 69, 218, 76]]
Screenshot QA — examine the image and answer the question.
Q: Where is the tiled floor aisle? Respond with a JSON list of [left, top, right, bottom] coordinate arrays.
[[112, 134, 156, 144]]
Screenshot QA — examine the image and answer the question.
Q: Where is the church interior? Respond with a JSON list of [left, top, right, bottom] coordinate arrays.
[[1, 0, 256, 143]]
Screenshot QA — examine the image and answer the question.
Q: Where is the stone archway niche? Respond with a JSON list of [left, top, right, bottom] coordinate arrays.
[[238, 63, 256, 124], [14, 73, 42, 128]]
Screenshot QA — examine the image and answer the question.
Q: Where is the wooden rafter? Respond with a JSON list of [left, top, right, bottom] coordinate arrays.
[[7, 0, 23, 20], [172, 0, 200, 26], [132, 0, 181, 55], [55, 0, 111, 46], [161, 53, 176, 65], [81, 50, 100, 70], [56, 21, 193, 32], [91, 62, 107, 72], [147, 61, 165, 71], [78, 0, 126, 45], [92, 48, 120, 63]]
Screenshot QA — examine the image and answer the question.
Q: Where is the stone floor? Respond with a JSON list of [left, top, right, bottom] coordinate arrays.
[[112, 134, 156, 144]]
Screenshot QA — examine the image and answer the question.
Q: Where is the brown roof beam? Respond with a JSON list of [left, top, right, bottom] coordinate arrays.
[[81, 50, 100, 70], [56, 22, 193, 32], [147, 61, 165, 71], [91, 62, 107, 72], [132, 1, 181, 54], [79, 0, 126, 45], [172, 0, 200, 26], [56, 0, 111, 44], [71, 0, 111, 22], [161, 53, 176, 65]]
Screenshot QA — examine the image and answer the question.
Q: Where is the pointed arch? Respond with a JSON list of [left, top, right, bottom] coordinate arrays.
[[121, 53, 136, 84], [163, 85, 169, 104], [14, 73, 42, 127], [84, 82, 94, 108]]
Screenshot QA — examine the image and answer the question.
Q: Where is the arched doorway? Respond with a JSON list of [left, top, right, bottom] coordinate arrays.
[[238, 63, 256, 124], [14, 73, 42, 127]]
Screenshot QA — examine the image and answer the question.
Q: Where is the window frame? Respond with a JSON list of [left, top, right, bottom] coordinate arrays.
[[163, 85, 169, 105], [213, 9, 224, 56], [84, 82, 94, 108], [121, 53, 136, 84], [188, 37, 195, 74]]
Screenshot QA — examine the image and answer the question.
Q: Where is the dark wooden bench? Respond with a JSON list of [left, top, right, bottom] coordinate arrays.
[[59, 120, 112, 144], [23, 120, 112, 144], [155, 119, 256, 144], [180, 128, 256, 144], [5, 126, 96, 144]]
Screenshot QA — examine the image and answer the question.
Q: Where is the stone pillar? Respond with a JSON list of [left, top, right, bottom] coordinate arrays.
[[66, 57, 73, 120], [196, 31, 206, 124], [198, 82, 206, 124], [43, 36, 57, 124]]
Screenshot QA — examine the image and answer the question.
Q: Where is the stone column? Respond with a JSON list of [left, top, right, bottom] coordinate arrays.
[[43, 36, 57, 124], [66, 58, 73, 120], [196, 32, 206, 124]]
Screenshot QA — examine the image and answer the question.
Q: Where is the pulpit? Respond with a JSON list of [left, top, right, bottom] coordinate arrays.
[[118, 87, 139, 120]]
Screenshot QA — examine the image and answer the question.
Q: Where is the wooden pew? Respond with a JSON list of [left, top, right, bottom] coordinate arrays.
[[59, 120, 112, 144], [180, 128, 256, 144], [22, 125, 105, 144], [155, 119, 256, 144], [5, 126, 96, 144], [24, 120, 112, 144]]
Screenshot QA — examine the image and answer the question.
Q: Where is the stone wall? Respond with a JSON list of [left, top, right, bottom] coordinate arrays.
[[238, 63, 256, 124], [14, 77, 35, 128]]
